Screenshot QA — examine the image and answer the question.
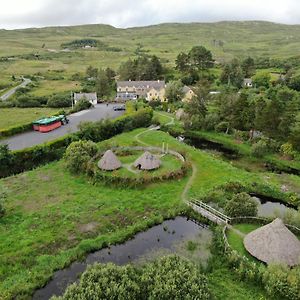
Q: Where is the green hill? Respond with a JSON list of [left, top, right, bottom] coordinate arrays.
[[1, 21, 300, 81]]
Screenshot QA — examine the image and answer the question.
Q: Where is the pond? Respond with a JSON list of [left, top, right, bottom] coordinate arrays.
[[183, 134, 300, 175], [250, 193, 298, 218], [33, 216, 212, 300], [184, 135, 239, 160]]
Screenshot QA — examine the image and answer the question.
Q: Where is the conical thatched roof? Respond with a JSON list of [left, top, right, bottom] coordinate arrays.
[[244, 218, 300, 266], [98, 150, 121, 171], [133, 151, 161, 170]]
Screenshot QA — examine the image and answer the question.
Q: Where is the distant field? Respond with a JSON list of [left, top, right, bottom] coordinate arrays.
[[0, 107, 60, 130], [30, 80, 80, 97], [1, 21, 300, 81]]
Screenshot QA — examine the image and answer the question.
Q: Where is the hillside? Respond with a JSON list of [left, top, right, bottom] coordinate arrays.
[[1, 21, 300, 93]]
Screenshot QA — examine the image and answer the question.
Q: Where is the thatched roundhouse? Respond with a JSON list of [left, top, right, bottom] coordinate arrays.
[[134, 151, 161, 170], [244, 218, 300, 266], [98, 150, 121, 171]]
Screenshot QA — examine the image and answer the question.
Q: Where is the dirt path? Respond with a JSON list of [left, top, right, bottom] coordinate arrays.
[[134, 124, 197, 203], [227, 225, 245, 237], [155, 112, 174, 126]]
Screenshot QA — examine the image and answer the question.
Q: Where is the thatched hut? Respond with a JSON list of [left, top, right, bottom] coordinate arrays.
[[134, 151, 161, 170], [98, 150, 121, 171], [244, 218, 300, 266]]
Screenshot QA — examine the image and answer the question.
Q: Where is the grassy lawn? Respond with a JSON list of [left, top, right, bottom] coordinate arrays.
[[226, 223, 261, 260], [101, 152, 183, 178], [0, 126, 293, 298], [208, 267, 267, 300], [0, 107, 61, 131]]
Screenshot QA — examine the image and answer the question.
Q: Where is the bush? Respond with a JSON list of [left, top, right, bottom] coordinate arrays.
[[14, 95, 43, 108], [53, 255, 211, 300], [215, 121, 229, 133], [262, 264, 300, 300], [71, 98, 92, 113], [225, 192, 258, 217], [251, 140, 268, 158], [64, 140, 97, 174], [280, 143, 296, 160], [141, 256, 211, 300], [47, 93, 72, 108], [54, 263, 141, 300]]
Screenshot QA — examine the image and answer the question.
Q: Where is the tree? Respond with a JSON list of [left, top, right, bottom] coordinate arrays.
[[288, 75, 300, 91], [225, 192, 258, 217], [220, 59, 244, 88], [188, 46, 214, 71], [118, 56, 163, 81], [96, 68, 111, 98], [241, 56, 255, 77], [165, 80, 184, 102], [64, 140, 97, 174], [86, 65, 98, 78], [118, 59, 136, 80], [184, 80, 210, 120], [252, 72, 271, 88], [175, 52, 190, 72], [289, 112, 300, 150], [0, 187, 7, 218]]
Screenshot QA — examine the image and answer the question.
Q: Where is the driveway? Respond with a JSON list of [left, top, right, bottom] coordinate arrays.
[[0, 78, 32, 101], [1, 104, 124, 150]]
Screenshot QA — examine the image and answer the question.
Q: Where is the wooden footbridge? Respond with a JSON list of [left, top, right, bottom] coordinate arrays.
[[189, 199, 231, 225]]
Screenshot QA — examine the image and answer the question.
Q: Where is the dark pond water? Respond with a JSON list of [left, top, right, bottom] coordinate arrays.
[[184, 135, 239, 160], [250, 193, 297, 218], [33, 217, 211, 300], [183, 134, 300, 175]]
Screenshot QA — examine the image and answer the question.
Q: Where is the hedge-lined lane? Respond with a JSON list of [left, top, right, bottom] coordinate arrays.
[[0, 104, 123, 151]]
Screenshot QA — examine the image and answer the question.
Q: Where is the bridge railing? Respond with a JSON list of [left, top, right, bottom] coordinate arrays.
[[190, 199, 231, 223]]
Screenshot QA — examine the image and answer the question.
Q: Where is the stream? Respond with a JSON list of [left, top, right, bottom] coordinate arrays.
[[33, 216, 212, 300]]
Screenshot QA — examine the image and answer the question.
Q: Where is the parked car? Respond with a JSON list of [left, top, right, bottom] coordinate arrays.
[[113, 105, 126, 111]]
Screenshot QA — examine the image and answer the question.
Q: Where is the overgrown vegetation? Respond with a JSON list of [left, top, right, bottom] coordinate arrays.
[[53, 255, 212, 300]]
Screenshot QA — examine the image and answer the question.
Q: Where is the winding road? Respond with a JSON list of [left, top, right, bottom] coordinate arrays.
[[0, 77, 32, 101]]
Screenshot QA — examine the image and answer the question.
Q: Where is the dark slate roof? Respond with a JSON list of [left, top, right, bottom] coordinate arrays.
[[74, 93, 97, 101], [117, 80, 165, 90]]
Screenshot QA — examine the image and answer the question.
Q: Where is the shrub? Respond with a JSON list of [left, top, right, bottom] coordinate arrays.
[[64, 140, 97, 174], [53, 263, 141, 300], [280, 143, 296, 159], [251, 140, 268, 158], [53, 255, 211, 300], [14, 95, 43, 108], [141, 256, 211, 300], [262, 264, 300, 300], [47, 93, 72, 108], [71, 98, 92, 113], [225, 192, 258, 217], [215, 121, 229, 133]]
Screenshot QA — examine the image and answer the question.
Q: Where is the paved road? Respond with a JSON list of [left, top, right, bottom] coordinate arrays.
[[0, 78, 32, 101], [0, 104, 124, 150]]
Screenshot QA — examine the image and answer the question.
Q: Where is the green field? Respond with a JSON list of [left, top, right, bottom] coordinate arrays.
[[227, 224, 261, 260], [2, 120, 299, 298], [0, 107, 61, 131], [1, 21, 300, 94]]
